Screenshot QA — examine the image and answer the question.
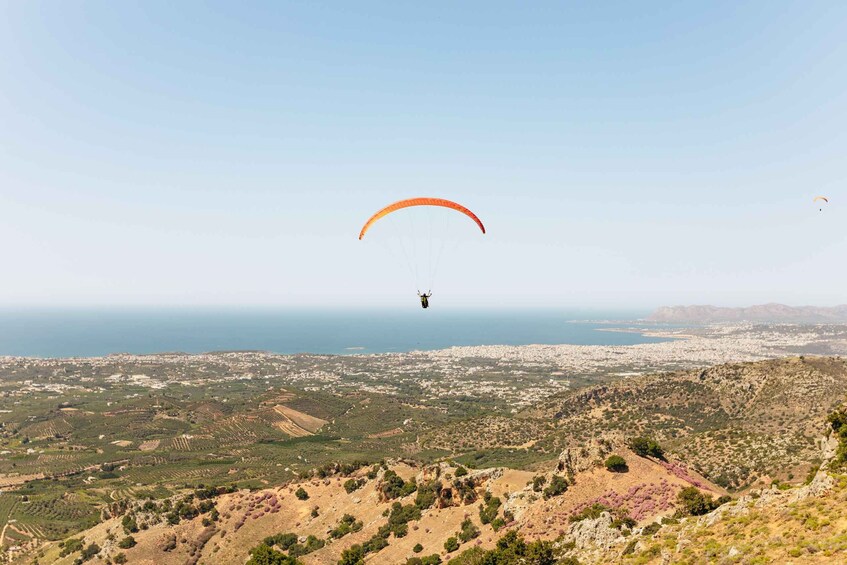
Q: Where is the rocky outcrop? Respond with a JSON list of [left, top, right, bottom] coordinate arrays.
[[563, 512, 626, 550], [557, 437, 620, 477]]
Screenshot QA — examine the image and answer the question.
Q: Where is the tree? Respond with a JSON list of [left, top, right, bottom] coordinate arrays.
[[676, 486, 718, 516], [117, 536, 136, 549], [444, 536, 460, 552], [413, 543, 423, 553], [121, 514, 138, 534], [604, 455, 628, 472], [415, 480, 441, 510], [542, 475, 568, 499], [531, 475, 546, 492], [295, 487, 309, 500], [344, 478, 365, 493], [246, 544, 298, 565], [113, 554, 127, 564], [338, 544, 366, 565], [628, 437, 665, 459], [81, 543, 100, 561], [454, 466, 468, 477], [458, 518, 480, 542]]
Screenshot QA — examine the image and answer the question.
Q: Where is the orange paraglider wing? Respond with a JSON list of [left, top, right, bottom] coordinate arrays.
[[813, 196, 829, 203], [359, 197, 486, 240]]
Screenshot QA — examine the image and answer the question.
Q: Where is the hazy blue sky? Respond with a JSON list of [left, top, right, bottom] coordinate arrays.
[[1, 1, 845, 309]]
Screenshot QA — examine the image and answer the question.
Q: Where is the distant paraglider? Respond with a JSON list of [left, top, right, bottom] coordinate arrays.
[[359, 197, 485, 309], [814, 196, 829, 212]]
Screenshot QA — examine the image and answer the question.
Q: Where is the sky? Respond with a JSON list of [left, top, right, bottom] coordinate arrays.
[[1, 1, 846, 309]]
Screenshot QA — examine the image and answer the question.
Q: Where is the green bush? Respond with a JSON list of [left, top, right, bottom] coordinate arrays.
[[604, 455, 628, 472], [542, 475, 568, 499], [413, 543, 423, 553], [570, 503, 610, 522], [628, 437, 665, 459], [479, 495, 501, 524], [676, 487, 721, 516], [338, 544, 365, 565], [121, 514, 138, 534], [263, 532, 297, 551], [454, 466, 468, 477], [415, 480, 441, 510], [444, 536, 460, 552], [117, 536, 136, 549], [531, 475, 546, 492], [449, 530, 557, 565], [458, 518, 480, 542], [380, 471, 417, 500], [641, 522, 662, 536], [295, 487, 309, 500], [344, 478, 365, 494], [81, 543, 101, 561], [247, 544, 299, 565]]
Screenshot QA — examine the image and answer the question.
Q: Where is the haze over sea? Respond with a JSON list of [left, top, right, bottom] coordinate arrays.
[[0, 309, 670, 358]]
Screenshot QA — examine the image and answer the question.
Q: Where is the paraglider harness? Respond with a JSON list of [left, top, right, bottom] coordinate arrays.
[[418, 291, 432, 309]]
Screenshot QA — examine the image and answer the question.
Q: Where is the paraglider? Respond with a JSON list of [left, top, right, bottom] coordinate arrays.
[[359, 197, 485, 309], [814, 196, 829, 212], [358, 197, 486, 240]]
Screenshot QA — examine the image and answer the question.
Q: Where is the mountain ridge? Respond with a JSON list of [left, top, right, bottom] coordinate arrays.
[[647, 303, 847, 323]]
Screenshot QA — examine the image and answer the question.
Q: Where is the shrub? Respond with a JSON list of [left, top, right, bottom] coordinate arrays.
[[413, 543, 423, 553], [458, 518, 480, 542], [60, 538, 83, 557], [295, 487, 309, 500], [570, 503, 610, 522], [380, 470, 417, 500], [415, 480, 441, 510], [113, 554, 127, 564], [247, 544, 298, 565], [121, 514, 138, 534], [339, 544, 366, 565], [263, 532, 298, 550], [611, 515, 636, 530], [450, 530, 557, 565], [81, 543, 100, 560], [330, 514, 364, 539], [628, 437, 665, 460], [454, 466, 468, 477], [542, 475, 568, 499], [532, 475, 546, 492], [444, 536, 460, 552], [641, 522, 662, 536], [479, 495, 501, 524], [676, 487, 720, 516], [117, 536, 136, 549], [344, 478, 365, 494], [604, 455, 628, 472], [288, 535, 325, 557]]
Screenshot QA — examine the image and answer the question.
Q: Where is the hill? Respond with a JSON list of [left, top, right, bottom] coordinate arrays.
[[5, 355, 847, 564], [647, 303, 847, 323]]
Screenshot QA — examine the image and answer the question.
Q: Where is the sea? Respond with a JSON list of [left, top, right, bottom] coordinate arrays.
[[0, 308, 671, 358]]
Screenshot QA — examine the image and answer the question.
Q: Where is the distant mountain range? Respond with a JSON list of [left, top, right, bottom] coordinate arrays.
[[647, 303, 847, 323]]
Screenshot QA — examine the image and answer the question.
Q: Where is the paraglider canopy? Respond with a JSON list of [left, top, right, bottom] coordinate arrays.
[[814, 196, 829, 211], [359, 197, 486, 240]]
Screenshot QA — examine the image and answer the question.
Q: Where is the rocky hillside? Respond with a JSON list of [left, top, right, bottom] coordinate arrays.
[[647, 303, 847, 323], [14, 436, 724, 565], [18, 423, 847, 565]]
